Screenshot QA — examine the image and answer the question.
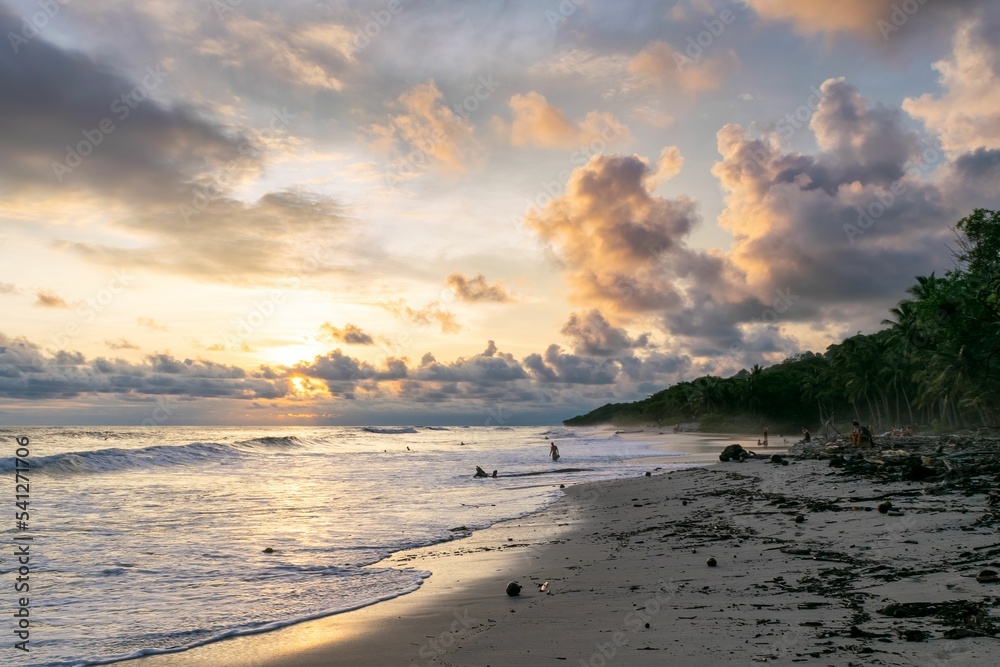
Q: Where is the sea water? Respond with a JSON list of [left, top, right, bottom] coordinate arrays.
[[0, 425, 690, 667]]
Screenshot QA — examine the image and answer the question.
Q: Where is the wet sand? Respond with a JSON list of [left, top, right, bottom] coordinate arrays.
[[131, 438, 999, 666]]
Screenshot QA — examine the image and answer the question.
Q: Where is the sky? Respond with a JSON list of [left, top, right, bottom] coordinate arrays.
[[1, 0, 999, 426]]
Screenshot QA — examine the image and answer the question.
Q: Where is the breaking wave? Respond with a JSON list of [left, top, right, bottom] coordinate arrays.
[[2, 436, 302, 475]]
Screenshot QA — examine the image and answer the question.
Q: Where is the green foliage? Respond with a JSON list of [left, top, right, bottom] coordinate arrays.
[[565, 209, 1000, 431]]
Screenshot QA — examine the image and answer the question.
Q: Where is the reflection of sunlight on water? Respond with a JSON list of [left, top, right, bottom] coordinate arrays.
[[16, 424, 722, 666]]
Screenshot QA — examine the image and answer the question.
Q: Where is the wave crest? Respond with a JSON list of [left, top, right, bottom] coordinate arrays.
[[362, 427, 418, 435], [1, 436, 302, 476]]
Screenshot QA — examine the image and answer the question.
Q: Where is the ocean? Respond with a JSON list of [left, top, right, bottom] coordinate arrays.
[[0, 425, 699, 667]]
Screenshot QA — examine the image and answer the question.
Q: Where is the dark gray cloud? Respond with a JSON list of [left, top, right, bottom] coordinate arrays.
[[0, 5, 248, 204], [0, 328, 705, 422], [941, 148, 1000, 212], [0, 7, 353, 285], [954, 148, 1000, 181], [523, 344, 620, 385], [713, 77, 959, 337], [0, 332, 286, 400], [412, 342, 526, 383], [561, 310, 650, 356]]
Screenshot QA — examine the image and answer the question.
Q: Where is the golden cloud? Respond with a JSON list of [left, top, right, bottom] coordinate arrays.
[[505, 91, 631, 149]]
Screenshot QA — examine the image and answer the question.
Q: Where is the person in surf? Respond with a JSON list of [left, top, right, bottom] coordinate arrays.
[[550, 442, 560, 461]]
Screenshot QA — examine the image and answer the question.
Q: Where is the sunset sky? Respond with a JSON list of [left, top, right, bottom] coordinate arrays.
[[2, 0, 999, 425]]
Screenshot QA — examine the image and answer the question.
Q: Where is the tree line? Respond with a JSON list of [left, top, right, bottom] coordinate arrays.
[[565, 209, 999, 433]]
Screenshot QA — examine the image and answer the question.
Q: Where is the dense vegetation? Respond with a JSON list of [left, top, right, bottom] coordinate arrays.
[[565, 209, 1000, 433]]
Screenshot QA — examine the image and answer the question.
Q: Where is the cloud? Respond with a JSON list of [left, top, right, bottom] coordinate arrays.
[[747, 0, 895, 37], [0, 283, 17, 294], [561, 310, 651, 356], [712, 77, 955, 328], [193, 13, 354, 93], [810, 78, 919, 182], [627, 40, 736, 95], [528, 48, 632, 80], [523, 345, 620, 385], [105, 339, 140, 350], [747, 0, 988, 40], [524, 76, 968, 362], [0, 8, 353, 286], [631, 104, 675, 129], [137, 317, 169, 332], [524, 152, 733, 318], [318, 323, 375, 345], [646, 146, 684, 188], [503, 91, 631, 149], [411, 341, 527, 383], [444, 273, 511, 303], [367, 80, 482, 174], [903, 13, 1000, 155], [383, 299, 460, 334], [0, 6, 249, 205], [0, 332, 286, 400], [34, 290, 69, 308], [64, 189, 351, 283], [0, 326, 704, 422]]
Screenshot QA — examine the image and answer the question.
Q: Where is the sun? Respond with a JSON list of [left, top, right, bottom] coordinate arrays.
[[287, 375, 326, 398]]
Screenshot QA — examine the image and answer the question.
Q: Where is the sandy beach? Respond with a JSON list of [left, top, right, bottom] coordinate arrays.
[[132, 435, 1000, 667]]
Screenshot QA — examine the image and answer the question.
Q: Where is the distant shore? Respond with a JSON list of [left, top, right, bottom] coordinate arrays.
[[129, 433, 1000, 667]]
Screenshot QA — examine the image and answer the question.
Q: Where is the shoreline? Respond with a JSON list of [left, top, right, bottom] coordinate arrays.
[[129, 435, 1000, 666]]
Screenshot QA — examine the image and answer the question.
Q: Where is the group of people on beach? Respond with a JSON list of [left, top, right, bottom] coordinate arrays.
[[759, 422, 879, 447], [473, 440, 561, 478]]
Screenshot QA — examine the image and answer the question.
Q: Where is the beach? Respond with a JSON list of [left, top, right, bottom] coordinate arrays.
[[132, 435, 1000, 667]]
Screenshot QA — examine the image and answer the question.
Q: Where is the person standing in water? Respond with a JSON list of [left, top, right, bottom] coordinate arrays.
[[549, 442, 560, 461], [763, 426, 769, 447]]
